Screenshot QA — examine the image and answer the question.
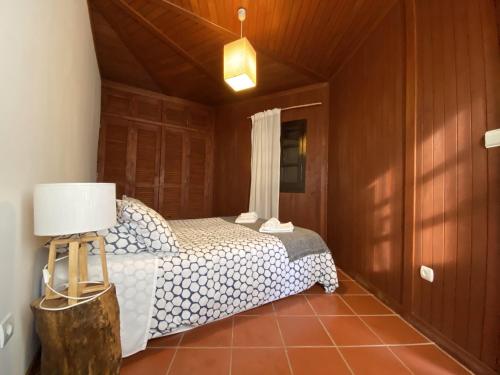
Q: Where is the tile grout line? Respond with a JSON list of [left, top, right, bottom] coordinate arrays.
[[391, 315, 433, 342], [338, 290, 415, 374], [355, 314, 415, 375], [386, 346, 415, 375], [302, 292, 374, 296], [336, 268, 353, 281], [339, 294, 397, 316], [165, 333, 183, 375], [235, 313, 399, 317], [342, 294, 399, 315], [147, 342, 438, 350], [430, 342, 475, 374], [304, 293, 355, 375], [338, 274, 402, 374], [340, 278, 371, 295], [338, 276, 353, 281], [337, 294, 359, 315], [273, 302, 294, 375], [337, 273, 435, 346], [303, 294, 319, 315], [338, 278, 451, 364], [149, 275, 468, 375]]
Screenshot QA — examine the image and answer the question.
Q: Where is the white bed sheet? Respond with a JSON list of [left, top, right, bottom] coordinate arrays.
[[54, 253, 158, 357]]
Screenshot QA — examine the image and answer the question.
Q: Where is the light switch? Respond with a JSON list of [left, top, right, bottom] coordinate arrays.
[[0, 313, 14, 349], [420, 265, 434, 283], [485, 129, 500, 148]]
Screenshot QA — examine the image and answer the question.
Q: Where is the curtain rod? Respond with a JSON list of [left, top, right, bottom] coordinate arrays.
[[246, 102, 322, 119]]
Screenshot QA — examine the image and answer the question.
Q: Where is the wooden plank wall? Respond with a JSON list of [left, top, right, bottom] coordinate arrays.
[[213, 83, 330, 238], [328, 0, 500, 373], [98, 81, 215, 219], [328, 2, 405, 306], [412, 0, 500, 371]]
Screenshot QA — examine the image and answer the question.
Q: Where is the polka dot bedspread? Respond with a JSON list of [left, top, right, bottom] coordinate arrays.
[[148, 217, 339, 338]]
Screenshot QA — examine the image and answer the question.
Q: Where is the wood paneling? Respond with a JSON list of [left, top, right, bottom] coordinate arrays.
[[185, 134, 212, 218], [328, 0, 500, 373], [411, 0, 499, 371], [98, 81, 214, 219], [213, 83, 329, 238], [87, 0, 396, 104], [134, 96, 163, 123], [132, 123, 162, 208], [98, 116, 131, 198], [159, 128, 184, 219], [328, 3, 405, 304], [90, 0, 228, 104], [155, 0, 398, 78], [88, 7, 160, 92]]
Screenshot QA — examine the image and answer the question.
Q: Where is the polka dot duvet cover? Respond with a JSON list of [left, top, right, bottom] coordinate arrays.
[[148, 217, 339, 338]]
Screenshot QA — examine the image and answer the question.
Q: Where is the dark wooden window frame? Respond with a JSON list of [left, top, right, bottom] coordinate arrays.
[[280, 119, 307, 193]]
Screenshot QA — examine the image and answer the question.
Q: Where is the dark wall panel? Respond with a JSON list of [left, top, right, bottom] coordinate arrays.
[[412, 0, 500, 370], [328, 0, 499, 372], [328, 3, 405, 304]]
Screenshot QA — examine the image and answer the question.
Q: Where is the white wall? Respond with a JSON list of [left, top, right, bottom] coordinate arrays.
[[0, 1, 101, 373]]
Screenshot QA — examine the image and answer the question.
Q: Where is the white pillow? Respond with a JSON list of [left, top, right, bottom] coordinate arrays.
[[120, 196, 180, 254]]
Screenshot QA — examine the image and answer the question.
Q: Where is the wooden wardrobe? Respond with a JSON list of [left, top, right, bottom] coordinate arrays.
[[97, 82, 214, 219]]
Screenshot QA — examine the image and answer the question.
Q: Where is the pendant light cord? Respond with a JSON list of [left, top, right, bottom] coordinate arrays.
[[240, 19, 243, 38]]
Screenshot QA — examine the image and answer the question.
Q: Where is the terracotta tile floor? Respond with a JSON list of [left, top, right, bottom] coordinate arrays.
[[121, 270, 472, 375]]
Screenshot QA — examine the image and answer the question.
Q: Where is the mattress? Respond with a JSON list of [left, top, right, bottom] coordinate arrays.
[[148, 217, 339, 338]]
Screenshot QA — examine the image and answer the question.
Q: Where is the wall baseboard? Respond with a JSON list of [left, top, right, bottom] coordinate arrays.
[[403, 314, 498, 375], [344, 270, 497, 375], [347, 272, 405, 314]]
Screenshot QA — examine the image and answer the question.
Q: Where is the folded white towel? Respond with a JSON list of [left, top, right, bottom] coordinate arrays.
[[235, 211, 258, 224], [236, 217, 258, 224], [239, 211, 258, 219], [259, 217, 294, 233]]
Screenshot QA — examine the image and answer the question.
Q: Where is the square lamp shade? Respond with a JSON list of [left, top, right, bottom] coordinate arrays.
[[223, 37, 257, 92], [34, 183, 116, 236]]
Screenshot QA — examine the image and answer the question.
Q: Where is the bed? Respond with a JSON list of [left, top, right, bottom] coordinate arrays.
[[148, 217, 339, 339], [54, 215, 339, 356]]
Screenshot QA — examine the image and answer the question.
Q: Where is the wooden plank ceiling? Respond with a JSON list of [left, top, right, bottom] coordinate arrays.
[[88, 0, 397, 104]]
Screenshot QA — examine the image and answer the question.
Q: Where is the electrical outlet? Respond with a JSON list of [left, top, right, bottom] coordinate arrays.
[[420, 265, 434, 283], [0, 313, 14, 349]]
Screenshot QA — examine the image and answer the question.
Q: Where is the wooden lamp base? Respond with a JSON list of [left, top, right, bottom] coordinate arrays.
[[45, 235, 110, 305]]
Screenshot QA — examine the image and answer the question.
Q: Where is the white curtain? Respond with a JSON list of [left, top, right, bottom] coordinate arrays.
[[249, 108, 281, 219]]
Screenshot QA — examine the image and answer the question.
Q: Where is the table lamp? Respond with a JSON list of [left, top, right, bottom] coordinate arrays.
[[34, 183, 116, 306]]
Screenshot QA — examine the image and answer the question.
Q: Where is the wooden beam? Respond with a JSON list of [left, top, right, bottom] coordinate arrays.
[[158, 0, 327, 82], [89, 1, 170, 95], [113, 0, 227, 90]]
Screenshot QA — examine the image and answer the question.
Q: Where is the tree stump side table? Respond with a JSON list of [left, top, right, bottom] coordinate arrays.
[[31, 284, 122, 375]]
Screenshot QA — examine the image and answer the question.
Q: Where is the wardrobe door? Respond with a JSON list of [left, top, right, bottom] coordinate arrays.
[[129, 123, 162, 208], [159, 128, 186, 219], [97, 116, 132, 198], [185, 133, 212, 218]]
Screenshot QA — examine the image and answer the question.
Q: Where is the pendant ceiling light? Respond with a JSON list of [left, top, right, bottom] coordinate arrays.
[[224, 8, 257, 92]]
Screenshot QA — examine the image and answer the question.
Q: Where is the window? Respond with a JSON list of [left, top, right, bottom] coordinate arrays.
[[280, 119, 307, 193]]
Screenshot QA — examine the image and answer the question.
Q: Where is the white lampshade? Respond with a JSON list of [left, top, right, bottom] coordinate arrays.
[[34, 183, 116, 236], [223, 37, 257, 92]]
